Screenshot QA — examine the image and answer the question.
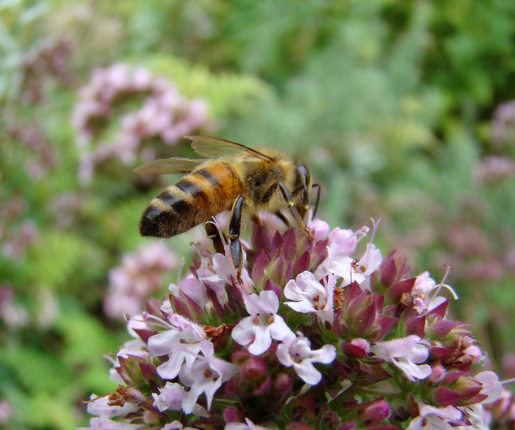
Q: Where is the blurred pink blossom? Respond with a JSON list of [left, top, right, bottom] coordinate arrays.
[[104, 243, 177, 318], [72, 63, 210, 183], [474, 156, 515, 185]]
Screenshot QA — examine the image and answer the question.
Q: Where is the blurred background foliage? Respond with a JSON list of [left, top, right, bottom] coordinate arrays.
[[1, 0, 515, 428]]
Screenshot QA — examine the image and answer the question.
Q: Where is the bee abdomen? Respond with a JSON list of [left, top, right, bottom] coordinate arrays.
[[139, 163, 243, 238]]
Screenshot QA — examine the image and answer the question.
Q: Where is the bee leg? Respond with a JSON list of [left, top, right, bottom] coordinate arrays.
[[277, 182, 314, 239], [228, 195, 245, 283], [311, 183, 321, 220], [205, 222, 225, 255], [251, 214, 263, 225], [274, 210, 291, 227]]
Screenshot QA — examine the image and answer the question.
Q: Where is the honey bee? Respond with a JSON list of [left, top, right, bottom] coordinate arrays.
[[134, 136, 319, 272]]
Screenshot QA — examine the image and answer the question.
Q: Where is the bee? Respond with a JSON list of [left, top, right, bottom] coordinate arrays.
[[134, 136, 319, 274]]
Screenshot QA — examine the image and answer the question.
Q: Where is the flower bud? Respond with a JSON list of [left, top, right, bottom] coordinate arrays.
[[342, 338, 370, 358], [358, 398, 391, 424], [376, 250, 408, 288], [224, 406, 244, 423], [427, 363, 446, 386], [227, 353, 271, 396]]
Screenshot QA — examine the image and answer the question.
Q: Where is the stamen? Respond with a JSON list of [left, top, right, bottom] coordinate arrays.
[[430, 264, 459, 300], [368, 217, 381, 244]]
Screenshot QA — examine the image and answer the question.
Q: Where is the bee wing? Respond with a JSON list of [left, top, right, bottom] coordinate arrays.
[[133, 158, 204, 175], [185, 135, 273, 160]]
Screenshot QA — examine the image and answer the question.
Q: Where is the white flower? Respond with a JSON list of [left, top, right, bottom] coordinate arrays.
[[353, 243, 382, 290], [86, 394, 139, 419], [179, 340, 238, 413], [148, 314, 206, 380], [197, 253, 253, 305], [276, 333, 336, 385], [162, 421, 201, 430], [370, 335, 432, 381], [475, 371, 502, 404], [232, 290, 294, 355], [108, 317, 149, 384], [225, 418, 271, 430], [412, 271, 458, 315], [153, 382, 207, 417], [78, 418, 144, 430], [316, 226, 374, 286], [169, 272, 209, 309], [313, 227, 364, 280], [284, 271, 335, 324], [456, 404, 488, 430], [407, 405, 463, 430]]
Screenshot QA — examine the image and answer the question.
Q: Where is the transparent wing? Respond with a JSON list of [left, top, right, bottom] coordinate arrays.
[[185, 135, 273, 160], [133, 157, 204, 175]]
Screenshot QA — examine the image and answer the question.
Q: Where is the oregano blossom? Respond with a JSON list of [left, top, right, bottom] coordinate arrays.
[[83, 215, 503, 429]]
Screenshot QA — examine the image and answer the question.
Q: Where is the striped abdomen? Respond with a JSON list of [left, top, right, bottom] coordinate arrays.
[[139, 162, 244, 238]]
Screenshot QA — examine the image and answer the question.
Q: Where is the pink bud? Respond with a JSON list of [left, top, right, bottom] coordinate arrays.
[[427, 364, 446, 385]]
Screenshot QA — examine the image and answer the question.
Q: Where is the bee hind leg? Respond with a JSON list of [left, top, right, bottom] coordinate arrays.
[[228, 195, 245, 283]]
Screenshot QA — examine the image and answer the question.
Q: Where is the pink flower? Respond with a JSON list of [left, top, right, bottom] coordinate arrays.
[[308, 219, 330, 241], [284, 271, 335, 324], [179, 341, 238, 413], [276, 333, 336, 385], [232, 290, 294, 355], [104, 243, 177, 318], [371, 335, 431, 381]]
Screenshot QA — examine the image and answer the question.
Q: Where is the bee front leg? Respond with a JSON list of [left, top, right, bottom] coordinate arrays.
[[205, 222, 225, 255], [277, 182, 313, 239], [228, 195, 245, 283]]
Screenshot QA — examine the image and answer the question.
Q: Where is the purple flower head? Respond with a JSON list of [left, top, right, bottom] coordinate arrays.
[[84, 215, 502, 429]]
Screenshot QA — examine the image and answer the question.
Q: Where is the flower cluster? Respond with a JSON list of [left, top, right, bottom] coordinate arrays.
[[72, 63, 210, 183], [0, 196, 39, 261], [83, 216, 503, 429], [474, 156, 515, 185], [19, 37, 74, 104], [492, 100, 515, 148], [6, 119, 58, 181], [104, 243, 178, 318]]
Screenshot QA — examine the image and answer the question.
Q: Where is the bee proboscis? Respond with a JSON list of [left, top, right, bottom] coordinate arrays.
[[135, 136, 318, 276]]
